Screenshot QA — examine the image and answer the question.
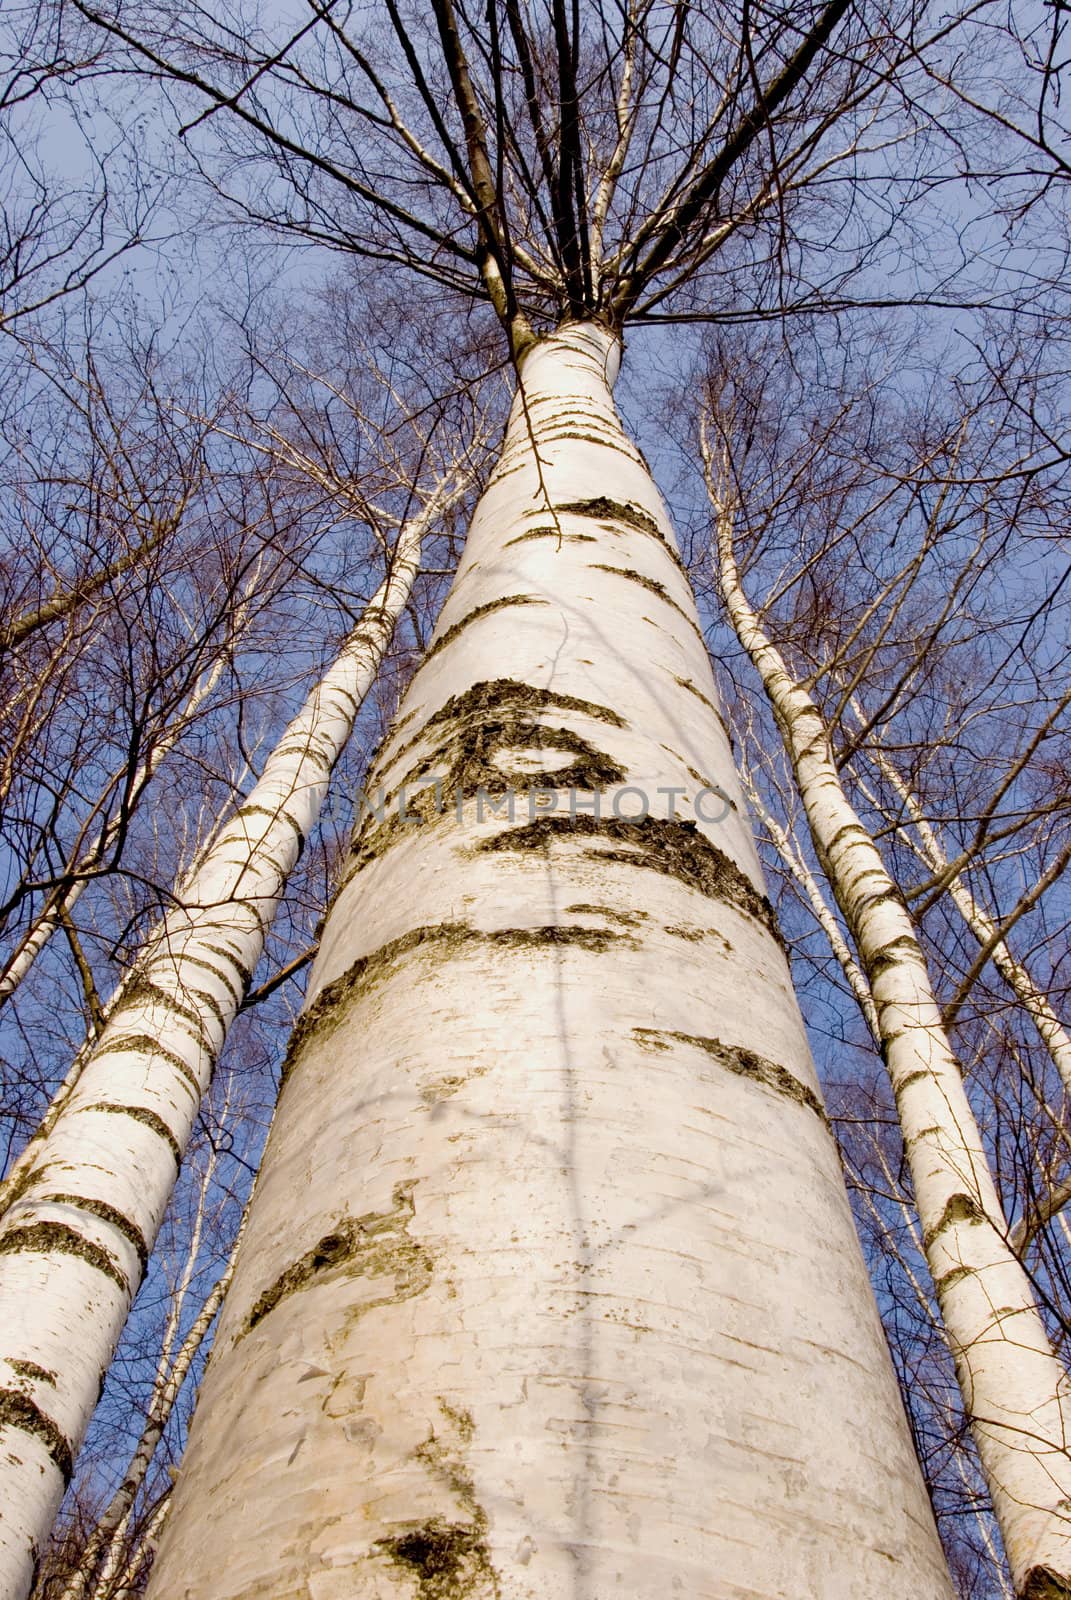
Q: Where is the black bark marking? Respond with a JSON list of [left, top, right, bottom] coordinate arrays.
[[553, 495, 689, 572], [0, 1388, 73, 1482], [478, 814, 781, 942], [9, 1360, 55, 1384], [374, 1397, 498, 1597], [424, 596, 547, 664], [1022, 1566, 1071, 1599], [934, 1265, 972, 1297], [351, 679, 628, 872], [83, 1103, 182, 1169], [923, 1192, 986, 1251], [234, 802, 307, 852], [38, 1193, 149, 1275], [590, 564, 704, 644], [243, 1181, 432, 1336], [634, 1028, 830, 1128], [282, 922, 630, 1083], [504, 526, 596, 547], [375, 1522, 496, 1599], [388, 677, 625, 768], [868, 934, 921, 976], [200, 942, 255, 990], [674, 676, 734, 744], [591, 562, 671, 601], [0, 1220, 128, 1291], [93, 1033, 202, 1096], [565, 903, 647, 927]]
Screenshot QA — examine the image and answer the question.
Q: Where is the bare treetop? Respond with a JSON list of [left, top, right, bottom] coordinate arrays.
[[71, 0, 957, 351]]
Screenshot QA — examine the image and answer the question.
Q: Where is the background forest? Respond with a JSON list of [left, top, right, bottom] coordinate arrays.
[[1, 0, 1070, 1595]]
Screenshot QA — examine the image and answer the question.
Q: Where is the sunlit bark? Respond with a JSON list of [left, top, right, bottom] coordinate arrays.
[[146, 324, 951, 1600]]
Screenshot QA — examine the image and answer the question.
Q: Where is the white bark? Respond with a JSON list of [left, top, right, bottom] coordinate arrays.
[[854, 712, 1071, 1098], [0, 646, 232, 1010], [146, 324, 952, 1600], [708, 457, 1071, 1598], [0, 497, 445, 1600], [739, 759, 881, 1042]]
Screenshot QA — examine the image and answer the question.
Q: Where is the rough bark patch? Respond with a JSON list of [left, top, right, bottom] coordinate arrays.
[[0, 1388, 73, 1482], [1022, 1567, 1071, 1599], [351, 679, 628, 871], [9, 1360, 55, 1385], [387, 677, 626, 771], [477, 814, 781, 942], [922, 1192, 987, 1251], [634, 1027, 830, 1128], [38, 1193, 150, 1274], [283, 922, 630, 1082], [0, 1219, 128, 1290], [554, 495, 688, 573], [373, 1398, 499, 1598], [243, 1180, 431, 1336], [374, 1521, 497, 1599]]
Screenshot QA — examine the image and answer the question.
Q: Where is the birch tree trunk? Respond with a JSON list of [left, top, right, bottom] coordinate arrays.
[[0, 501, 438, 1600], [146, 323, 953, 1600], [707, 446, 1071, 1598]]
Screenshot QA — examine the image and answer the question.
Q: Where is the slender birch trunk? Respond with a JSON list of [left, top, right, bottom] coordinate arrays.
[[707, 445, 1071, 1598], [0, 498, 442, 1600], [0, 645, 233, 1010], [853, 711, 1071, 1097], [145, 324, 952, 1600]]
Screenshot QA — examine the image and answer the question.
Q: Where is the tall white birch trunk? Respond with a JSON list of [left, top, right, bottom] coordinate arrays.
[[708, 458, 1071, 1598], [854, 712, 1071, 1097], [145, 323, 952, 1600], [0, 502, 440, 1600], [0, 643, 233, 1010]]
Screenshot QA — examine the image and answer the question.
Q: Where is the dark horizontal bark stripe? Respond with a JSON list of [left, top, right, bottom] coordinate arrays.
[[0, 1220, 128, 1291], [83, 1103, 182, 1169], [590, 563, 705, 644], [92, 1032, 200, 1093], [673, 674, 734, 743], [477, 814, 780, 941], [171, 951, 246, 1007], [423, 595, 548, 664], [384, 676, 628, 775], [39, 1193, 150, 1275], [0, 1388, 73, 1483], [115, 978, 213, 1045], [233, 802, 306, 852], [282, 920, 632, 1086], [199, 943, 255, 990], [634, 1028, 830, 1128], [554, 495, 688, 573]]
